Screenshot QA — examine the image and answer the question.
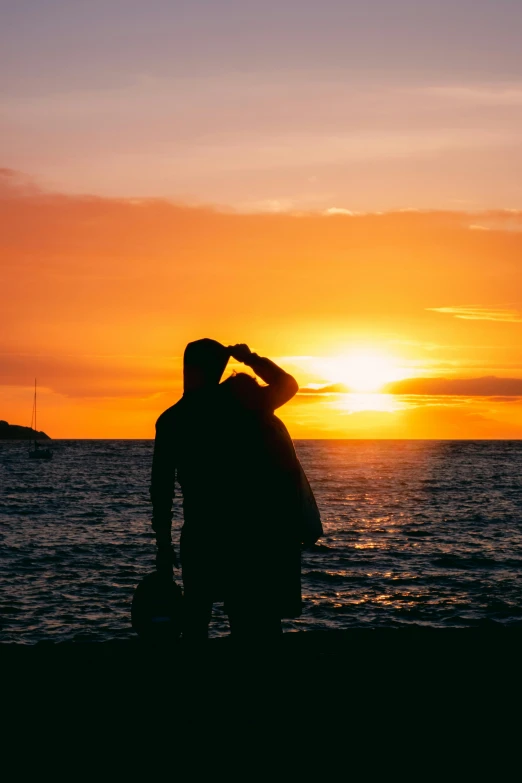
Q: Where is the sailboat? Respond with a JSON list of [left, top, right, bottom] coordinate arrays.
[[29, 379, 52, 460]]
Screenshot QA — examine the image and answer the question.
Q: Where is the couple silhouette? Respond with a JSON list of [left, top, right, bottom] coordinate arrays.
[[149, 338, 321, 640]]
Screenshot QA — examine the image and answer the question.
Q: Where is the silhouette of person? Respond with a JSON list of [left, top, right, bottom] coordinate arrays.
[[149, 339, 301, 640]]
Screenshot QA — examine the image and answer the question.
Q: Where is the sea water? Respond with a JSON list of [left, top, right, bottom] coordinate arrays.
[[1, 439, 522, 643]]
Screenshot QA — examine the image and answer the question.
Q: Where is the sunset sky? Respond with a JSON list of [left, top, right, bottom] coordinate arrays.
[[2, 0, 522, 438]]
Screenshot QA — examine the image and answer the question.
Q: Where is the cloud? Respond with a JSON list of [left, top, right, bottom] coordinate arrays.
[[466, 213, 522, 232], [0, 351, 182, 399], [235, 198, 295, 213], [298, 383, 350, 395], [296, 376, 522, 400], [427, 306, 522, 323], [487, 396, 522, 403], [323, 207, 356, 216], [384, 376, 522, 396], [0, 167, 41, 197]]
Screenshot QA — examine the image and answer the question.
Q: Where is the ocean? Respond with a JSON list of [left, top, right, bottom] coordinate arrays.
[[1, 439, 522, 643]]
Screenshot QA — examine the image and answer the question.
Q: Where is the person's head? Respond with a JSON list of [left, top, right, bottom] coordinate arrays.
[[183, 338, 230, 391], [221, 371, 260, 408]]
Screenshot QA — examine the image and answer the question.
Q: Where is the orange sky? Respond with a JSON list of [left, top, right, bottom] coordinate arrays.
[[3, 2, 522, 438], [2, 168, 522, 438]]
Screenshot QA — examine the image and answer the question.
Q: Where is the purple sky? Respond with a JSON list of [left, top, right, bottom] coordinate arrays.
[[3, 0, 522, 209]]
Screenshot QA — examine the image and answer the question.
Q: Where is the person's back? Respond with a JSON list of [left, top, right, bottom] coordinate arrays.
[[155, 390, 228, 524], [219, 370, 305, 628]]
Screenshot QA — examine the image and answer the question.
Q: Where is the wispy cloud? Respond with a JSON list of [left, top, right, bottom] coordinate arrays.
[[427, 306, 522, 323], [384, 376, 522, 396], [323, 207, 357, 216], [467, 213, 522, 232], [299, 376, 522, 397], [298, 383, 349, 395]]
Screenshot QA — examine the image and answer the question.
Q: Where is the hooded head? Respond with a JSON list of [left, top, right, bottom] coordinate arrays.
[[183, 338, 230, 392]]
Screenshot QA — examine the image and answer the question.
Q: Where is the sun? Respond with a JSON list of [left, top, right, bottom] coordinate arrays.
[[312, 350, 406, 392]]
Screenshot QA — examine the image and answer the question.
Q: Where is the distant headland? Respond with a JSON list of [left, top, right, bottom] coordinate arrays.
[[0, 421, 51, 440]]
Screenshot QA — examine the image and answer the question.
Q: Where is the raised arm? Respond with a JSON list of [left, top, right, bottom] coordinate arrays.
[[228, 344, 299, 411], [149, 409, 178, 570]]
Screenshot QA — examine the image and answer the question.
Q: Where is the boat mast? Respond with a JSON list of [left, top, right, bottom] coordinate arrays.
[[28, 378, 51, 458]]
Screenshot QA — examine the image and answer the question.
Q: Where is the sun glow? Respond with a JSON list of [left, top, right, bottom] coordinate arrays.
[[336, 393, 405, 414], [312, 351, 407, 392]]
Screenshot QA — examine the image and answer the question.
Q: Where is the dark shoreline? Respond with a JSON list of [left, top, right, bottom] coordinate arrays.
[[4, 626, 521, 690], [4, 626, 522, 659], [4, 629, 521, 749], [3, 623, 522, 646]]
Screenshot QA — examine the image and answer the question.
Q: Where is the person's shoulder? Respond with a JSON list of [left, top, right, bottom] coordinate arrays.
[[155, 399, 184, 431]]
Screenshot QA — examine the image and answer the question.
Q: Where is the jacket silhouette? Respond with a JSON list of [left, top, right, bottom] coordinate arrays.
[[149, 339, 301, 639]]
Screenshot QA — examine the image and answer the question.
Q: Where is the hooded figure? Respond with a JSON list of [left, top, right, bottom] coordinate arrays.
[[150, 338, 231, 565], [183, 338, 230, 393], [150, 339, 303, 640]]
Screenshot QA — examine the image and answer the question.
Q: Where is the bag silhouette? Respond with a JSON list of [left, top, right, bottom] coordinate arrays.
[[131, 572, 183, 641], [297, 461, 323, 547], [263, 414, 323, 547]]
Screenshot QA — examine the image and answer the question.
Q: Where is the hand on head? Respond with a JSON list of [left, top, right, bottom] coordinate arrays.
[[228, 343, 253, 363]]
